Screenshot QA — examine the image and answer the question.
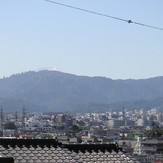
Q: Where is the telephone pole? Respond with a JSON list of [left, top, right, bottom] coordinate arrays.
[[0, 107, 3, 129], [22, 107, 26, 131]]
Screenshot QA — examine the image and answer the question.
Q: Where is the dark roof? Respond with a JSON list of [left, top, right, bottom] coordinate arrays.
[[0, 138, 62, 148], [0, 158, 14, 163], [0, 139, 140, 163]]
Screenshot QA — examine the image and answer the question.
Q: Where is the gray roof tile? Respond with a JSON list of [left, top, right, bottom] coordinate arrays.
[[0, 143, 140, 163]]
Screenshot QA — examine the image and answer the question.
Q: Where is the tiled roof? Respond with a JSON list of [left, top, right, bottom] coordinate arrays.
[[0, 144, 140, 163]]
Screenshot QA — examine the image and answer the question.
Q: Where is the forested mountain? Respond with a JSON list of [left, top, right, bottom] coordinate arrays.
[[0, 70, 163, 112]]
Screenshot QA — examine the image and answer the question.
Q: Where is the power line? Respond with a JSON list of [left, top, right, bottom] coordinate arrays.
[[45, 0, 163, 31]]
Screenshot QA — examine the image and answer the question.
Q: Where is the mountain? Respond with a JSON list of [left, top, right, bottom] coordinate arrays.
[[0, 70, 163, 112]]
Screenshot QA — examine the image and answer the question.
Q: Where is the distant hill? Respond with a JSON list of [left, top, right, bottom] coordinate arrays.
[[0, 70, 163, 112]]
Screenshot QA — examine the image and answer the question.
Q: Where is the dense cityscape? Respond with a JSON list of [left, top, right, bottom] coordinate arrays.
[[1, 107, 163, 162]]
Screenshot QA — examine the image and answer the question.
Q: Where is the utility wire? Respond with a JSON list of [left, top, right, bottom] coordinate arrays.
[[45, 0, 163, 31]]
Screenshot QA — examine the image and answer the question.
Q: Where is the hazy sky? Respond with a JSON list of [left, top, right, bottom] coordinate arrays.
[[0, 0, 163, 79]]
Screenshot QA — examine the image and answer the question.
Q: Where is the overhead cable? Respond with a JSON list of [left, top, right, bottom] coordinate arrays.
[[45, 0, 163, 31]]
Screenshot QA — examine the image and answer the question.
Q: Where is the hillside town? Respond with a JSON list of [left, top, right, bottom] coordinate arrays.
[[1, 107, 163, 162]]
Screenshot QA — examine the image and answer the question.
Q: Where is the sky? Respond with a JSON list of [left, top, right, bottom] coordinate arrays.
[[0, 0, 163, 79]]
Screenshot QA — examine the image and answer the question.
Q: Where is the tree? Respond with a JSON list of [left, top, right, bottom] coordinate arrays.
[[4, 122, 16, 130], [71, 125, 80, 132], [144, 127, 163, 139]]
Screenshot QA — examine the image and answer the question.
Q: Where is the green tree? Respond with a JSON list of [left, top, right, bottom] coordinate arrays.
[[4, 121, 16, 130], [71, 125, 80, 132], [144, 128, 163, 139]]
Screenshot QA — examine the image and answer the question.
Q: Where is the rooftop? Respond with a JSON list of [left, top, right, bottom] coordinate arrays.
[[0, 139, 139, 163]]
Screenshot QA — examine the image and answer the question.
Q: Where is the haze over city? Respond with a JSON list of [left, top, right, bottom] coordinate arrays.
[[0, 0, 163, 79], [1, 2, 163, 163]]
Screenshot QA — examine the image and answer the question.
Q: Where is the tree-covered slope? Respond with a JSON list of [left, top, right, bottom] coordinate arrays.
[[0, 71, 163, 112]]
